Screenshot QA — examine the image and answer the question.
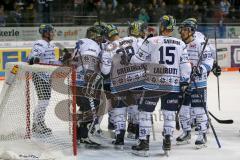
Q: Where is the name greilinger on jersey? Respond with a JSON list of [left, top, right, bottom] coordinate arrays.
[[116, 64, 145, 75]]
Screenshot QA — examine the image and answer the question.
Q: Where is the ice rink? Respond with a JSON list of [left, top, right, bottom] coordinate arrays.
[[0, 71, 240, 160]]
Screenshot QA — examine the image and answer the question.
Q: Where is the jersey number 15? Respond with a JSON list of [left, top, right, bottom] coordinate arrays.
[[159, 46, 175, 65]]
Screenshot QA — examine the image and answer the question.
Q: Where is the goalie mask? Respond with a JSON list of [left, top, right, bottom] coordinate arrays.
[[159, 15, 176, 34], [128, 21, 148, 38], [86, 26, 104, 43]]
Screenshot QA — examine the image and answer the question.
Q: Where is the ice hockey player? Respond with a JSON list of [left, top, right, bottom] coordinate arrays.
[[126, 20, 148, 139], [177, 19, 214, 149], [101, 24, 146, 149], [69, 26, 105, 147], [186, 18, 221, 77], [130, 15, 191, 156], [181, 18, 221, 131], [28, 24, 58, 135]]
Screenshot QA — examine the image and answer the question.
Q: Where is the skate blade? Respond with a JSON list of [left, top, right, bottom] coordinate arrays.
[[132, 150, 150, 157], [84, 143, 101, 149], [195, 144, 207, 149], [176, 140, 191, 145]]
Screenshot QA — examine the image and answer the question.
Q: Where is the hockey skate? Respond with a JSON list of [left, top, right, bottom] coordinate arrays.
[[80, 137, 101, 148], [195, 133, 207, 149], [32, 121, 52, 135], [112, 130, 125, 150], [162, 135, 171, 157], [176, 131, 191, 145], [132, 136, 150, 157]]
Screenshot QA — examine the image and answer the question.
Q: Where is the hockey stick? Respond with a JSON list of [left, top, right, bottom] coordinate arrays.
[[192, 80, 221, 148], [209, 111, 233, 124], [176, 37, 209, 130], [181, 36, 221, 148], [214, 27, 221, 111]]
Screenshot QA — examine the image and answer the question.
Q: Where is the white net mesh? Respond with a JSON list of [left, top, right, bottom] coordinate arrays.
[[0, 62, 77, 159]]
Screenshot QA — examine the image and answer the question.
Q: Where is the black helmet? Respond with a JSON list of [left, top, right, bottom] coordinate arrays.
[[86, 26, 104, 41], [179, 18, 197, 33], [39, 24, 54, 35]]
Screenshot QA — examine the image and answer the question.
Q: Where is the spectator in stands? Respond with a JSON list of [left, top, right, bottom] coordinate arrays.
[[138, 8, 149, 23], [0, 4, 6, 27], [7, 1, 24, 26], [220, 0, 231, 16]]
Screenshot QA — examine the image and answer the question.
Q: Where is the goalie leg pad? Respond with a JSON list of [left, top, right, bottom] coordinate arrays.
[[139, 111, 151, 140], [179, 105, 191, 132], [162, 110, 175, 137]]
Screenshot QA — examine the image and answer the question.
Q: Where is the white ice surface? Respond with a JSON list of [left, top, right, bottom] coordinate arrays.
[[0, 72, 240, 160]]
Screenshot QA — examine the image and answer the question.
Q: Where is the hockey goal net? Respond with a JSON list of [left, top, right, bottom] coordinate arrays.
[[0, 62, 77, 159]]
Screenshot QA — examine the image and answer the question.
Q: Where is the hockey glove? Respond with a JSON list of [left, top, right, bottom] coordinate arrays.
[[191, 66, 203, 77], [212, 62, 221, 77], [28, 57, 40, 65], [180, 82, 191, 95]]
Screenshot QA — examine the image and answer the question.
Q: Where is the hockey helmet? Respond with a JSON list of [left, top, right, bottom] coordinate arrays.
[[39, 24, 54, 35], [105, 24, 119, 38], [128, 21, 148, 37], [159, 15, 176, 32], [86, 25, 104, 41], [93, 21, 108, 38], [179, 18, 197, 33]]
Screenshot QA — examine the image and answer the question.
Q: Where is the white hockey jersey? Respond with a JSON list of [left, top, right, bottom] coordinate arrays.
[[73, 38, 101, 86], [186, 37, 214, 88], [194, 31, 216, 60], [131, 36, 191, 92], [28, 39, 58, 64], [101, 36, 144, 93]]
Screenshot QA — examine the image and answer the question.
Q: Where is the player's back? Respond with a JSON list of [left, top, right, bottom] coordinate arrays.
[[147, 36, 186, 68], [75, 38, 101, 57]]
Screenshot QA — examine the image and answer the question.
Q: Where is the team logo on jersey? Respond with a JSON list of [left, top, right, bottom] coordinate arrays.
[[189, 43, 196, 48]]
